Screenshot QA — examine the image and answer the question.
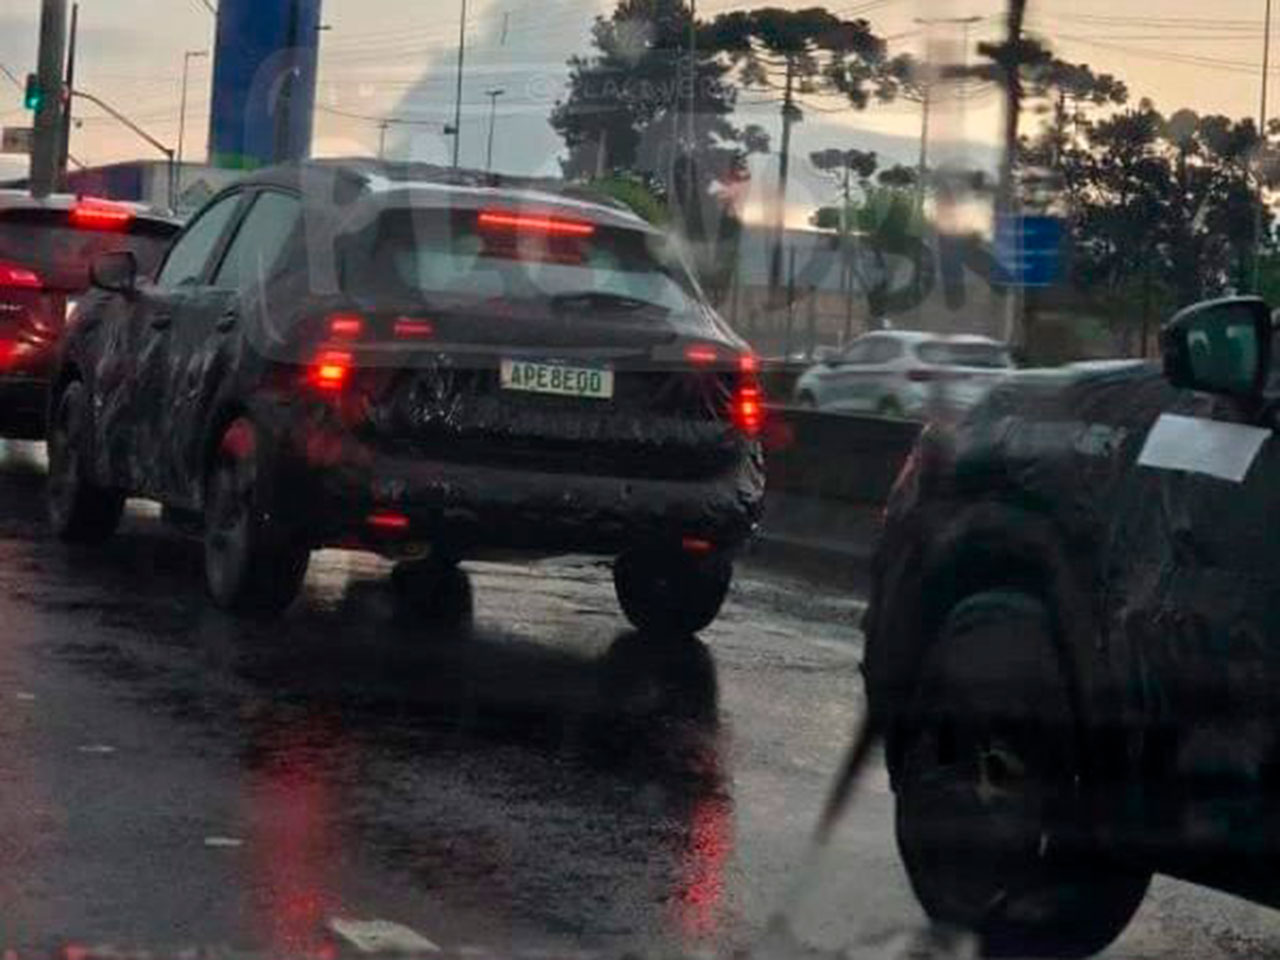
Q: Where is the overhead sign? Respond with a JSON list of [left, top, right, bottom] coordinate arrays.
[[994, 214, 1063, 288], [1, 127, 33, 155]]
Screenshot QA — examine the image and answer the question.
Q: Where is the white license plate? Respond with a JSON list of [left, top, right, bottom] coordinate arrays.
[[500, 359, 614, 399]]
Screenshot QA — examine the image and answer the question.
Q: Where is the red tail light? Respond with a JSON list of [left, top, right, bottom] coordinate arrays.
[[393, 318, 435, 339], [685, 344, 720, 366], [70, 198, 134, 231], [309, 350, 353, 392], [477, 209, 596, 237], [739, 353, 759, 374], [367, 511, 410, 532], [0, 261, 41, 289], [732, 383, 764, 437], [327, 313, 365, 339]]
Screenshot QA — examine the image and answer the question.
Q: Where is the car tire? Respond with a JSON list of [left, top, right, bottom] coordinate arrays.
[[47, 380, 125, 544], [391, 555, 473, 630], [894, 590, 1150, 958], [796, 391, 818, 409], [613, 548, 732, 637], [203, 417, 309, 616]]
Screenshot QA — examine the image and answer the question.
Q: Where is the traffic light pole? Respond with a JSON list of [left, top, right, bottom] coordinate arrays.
[[57, 2, 78, 191], [30, 0, 68, 198]]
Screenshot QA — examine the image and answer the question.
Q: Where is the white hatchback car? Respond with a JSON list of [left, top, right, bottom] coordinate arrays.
[[792, 330, 1013, 419]]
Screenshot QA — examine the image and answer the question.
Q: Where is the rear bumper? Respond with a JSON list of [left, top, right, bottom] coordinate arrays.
[[0, 376, 49, 439], [276, 434, 766, 558]]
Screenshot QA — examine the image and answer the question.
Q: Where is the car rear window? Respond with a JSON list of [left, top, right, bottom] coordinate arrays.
[[342, 207, 703, 317], [0, 211, 176, 292], [915, 341, 1012, 369]]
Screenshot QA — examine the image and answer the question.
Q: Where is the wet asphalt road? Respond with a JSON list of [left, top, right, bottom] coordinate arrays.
[[2, 442, 1280, 960]]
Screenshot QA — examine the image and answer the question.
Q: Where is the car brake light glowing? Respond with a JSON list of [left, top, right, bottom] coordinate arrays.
[[739, 353, 759, 374], [681, 537, 714, 555], [732, 383, 764, 437], [394, 318, 435, 339], [309, 350, 353, 391], [327, 313, 364, 339], [0, 261, 41, 289], [685, 344, 719, 366], [477, 210, 596, 237], [367, 511, 410, 532], [69, 198, 134, 231]]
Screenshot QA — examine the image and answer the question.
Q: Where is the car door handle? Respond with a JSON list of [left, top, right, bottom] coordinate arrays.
[[150, 312, 172, 331], [215, 308, 238, 333]]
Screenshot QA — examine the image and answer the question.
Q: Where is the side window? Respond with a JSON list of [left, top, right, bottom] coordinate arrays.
[[214, 191, 302, 290], [156, 194, 242, 289], [841, 340, 872, 364], [874, 339, 905, 363]]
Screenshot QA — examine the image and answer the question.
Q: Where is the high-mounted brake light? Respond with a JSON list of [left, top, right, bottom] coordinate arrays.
[[394, 318, 435, 339], [477, 210, 596, 237], [69, 198, 134, 231], [684, 344, 719, 366], [0, 261, 40, 289], [327, 313, 364, 339], [309, 350, 353, 392]]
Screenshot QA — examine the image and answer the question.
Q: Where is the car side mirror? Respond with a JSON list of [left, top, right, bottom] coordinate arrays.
[[90, 250, 138, 296], [1161, 296, 1271, 400]]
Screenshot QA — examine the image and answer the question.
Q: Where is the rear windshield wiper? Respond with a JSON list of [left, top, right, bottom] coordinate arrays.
[[550, 291, 667, 314]]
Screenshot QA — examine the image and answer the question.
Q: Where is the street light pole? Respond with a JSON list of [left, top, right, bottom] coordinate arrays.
[[484, 87, 504, 172], [177, 49, 208, 204], [451, 0, 467, 168], [1256, 0, 1273, 291]]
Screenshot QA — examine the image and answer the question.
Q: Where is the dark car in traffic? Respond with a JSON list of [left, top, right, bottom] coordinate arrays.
[[48, 161, 765, 632], [0, 191, 178, 438], [862, 296, 1280, 956]]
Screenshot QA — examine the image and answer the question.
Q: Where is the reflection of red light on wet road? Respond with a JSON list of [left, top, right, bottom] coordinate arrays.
[[248, 714, 343, 960], [674, 789, 734, 943]]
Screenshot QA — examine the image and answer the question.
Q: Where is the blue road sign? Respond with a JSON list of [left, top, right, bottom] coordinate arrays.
[[994, 214, 1062, 288]]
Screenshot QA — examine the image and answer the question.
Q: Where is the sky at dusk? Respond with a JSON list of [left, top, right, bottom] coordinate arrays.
[[0, 0, 1277, 220]]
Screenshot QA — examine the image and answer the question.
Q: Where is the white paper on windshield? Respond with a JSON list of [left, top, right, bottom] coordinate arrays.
[[1137, 413, 1270, 483]]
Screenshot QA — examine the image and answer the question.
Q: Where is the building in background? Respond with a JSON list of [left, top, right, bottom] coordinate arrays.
[[208, 0, 323, 169]]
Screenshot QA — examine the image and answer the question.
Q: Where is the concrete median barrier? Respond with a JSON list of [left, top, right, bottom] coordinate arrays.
[[747, 406, 922, 588]]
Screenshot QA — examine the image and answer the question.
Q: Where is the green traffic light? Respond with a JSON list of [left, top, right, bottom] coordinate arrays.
[[23, 73, 42, 111]]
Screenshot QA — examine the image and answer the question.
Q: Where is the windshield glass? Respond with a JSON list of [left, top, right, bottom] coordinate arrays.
[[915, 341, 1013, 369], [345, 208, 702, 315]]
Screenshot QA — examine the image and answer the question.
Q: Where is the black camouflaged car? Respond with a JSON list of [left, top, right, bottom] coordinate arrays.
[[47, 161, 765, 631], [864, 297, 1280, 957]]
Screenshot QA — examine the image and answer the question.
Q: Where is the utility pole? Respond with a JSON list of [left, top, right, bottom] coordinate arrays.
[[177, 49, 208, 202], [484, 87, 504, 172], [30, 0, 68, 198], [768, 57, 797, 299], [997, 0, 1028, 345], [451, 0, 467, 168], [1256, 0, 1273, 291], [56, 2, 77, 191], [378, 121, 389, 160]]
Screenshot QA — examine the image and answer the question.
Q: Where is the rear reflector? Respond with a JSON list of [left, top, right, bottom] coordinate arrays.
[[327, 313, 365, 339], [367, 511, 410, 532], [309, 350, 353, 391], [70, 199, 134, 231], [477, 210, 596, 237], [681, 537, 714, 555], [394, 318, 435, 339], [0, 261, 41, 289]]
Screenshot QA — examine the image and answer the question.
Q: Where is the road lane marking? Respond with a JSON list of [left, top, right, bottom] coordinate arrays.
[[327, 918, 440, 954], [14, 692, 35, 701], [76, 744, 116, 755], [203, 836, 244, 848]]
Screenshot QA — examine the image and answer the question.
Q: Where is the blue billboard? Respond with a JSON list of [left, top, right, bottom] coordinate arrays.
[[207, 0, 323, 169]]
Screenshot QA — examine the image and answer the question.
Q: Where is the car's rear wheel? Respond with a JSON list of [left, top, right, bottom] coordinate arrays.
[[895, 590, 1150, 958], [47, 380, 124, 544], [613, 547, 732, 637], [877, 396, 904, 418], [203, 417, 309, 615], [796, 391, 818, 409]]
